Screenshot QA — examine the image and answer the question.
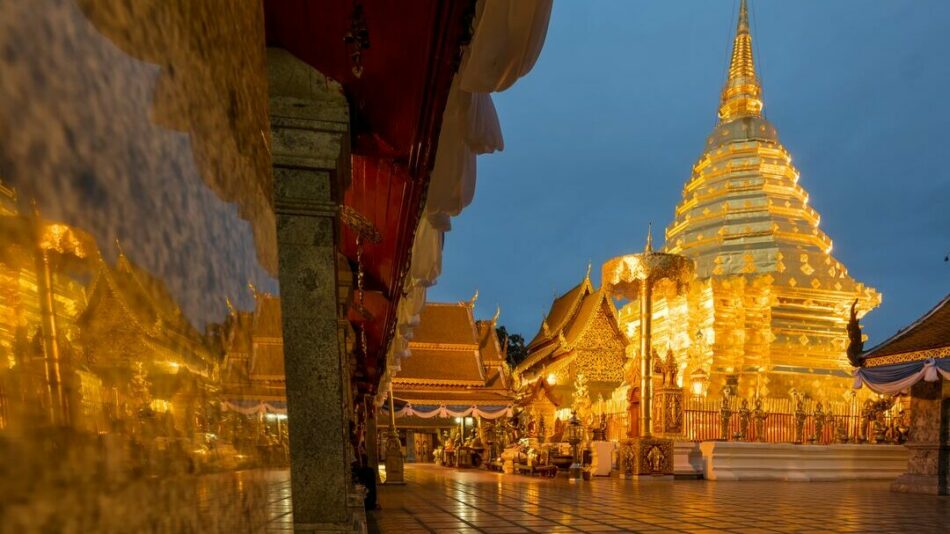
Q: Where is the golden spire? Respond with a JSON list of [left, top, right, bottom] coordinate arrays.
[[718, 0, 763, 122], [645, 223, 653, 253]]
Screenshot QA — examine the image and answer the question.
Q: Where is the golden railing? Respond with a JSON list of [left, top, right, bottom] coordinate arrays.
[[680, 396, 901, 444]]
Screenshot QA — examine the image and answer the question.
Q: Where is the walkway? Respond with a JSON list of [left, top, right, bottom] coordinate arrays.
[[368, 464, 948, 534]]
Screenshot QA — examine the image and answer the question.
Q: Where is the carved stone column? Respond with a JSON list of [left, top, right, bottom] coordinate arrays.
[[268, 48, 363, 532], [891, 379, 950, 495]]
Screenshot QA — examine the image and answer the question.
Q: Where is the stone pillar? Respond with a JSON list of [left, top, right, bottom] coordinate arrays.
[[268, 48, 363, 532], [891, 379, 950, 495]]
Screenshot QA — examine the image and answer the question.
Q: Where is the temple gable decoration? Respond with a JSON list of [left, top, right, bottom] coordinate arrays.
[[514, 270, 629, 405]]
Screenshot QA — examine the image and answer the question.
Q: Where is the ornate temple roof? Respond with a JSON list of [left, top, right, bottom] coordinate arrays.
[[515, 271, 626, 381], [395, 347, 485, 386], [81, 252, 218, 376], [863, 293, 950, 364], [412, 302, 479, 346], [392, 300, 513, 406], [476, 319, 504, 365], [527, 271, 594, 350]]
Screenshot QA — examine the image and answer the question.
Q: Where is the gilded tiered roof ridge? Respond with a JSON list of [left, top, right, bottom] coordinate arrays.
[[719, 0, 762, 122], [664, 0, 880, 314]]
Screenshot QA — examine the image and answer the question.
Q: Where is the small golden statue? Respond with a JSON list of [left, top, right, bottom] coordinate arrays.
[[737, 399, 751, 441], [812, 402, 824, 444], [752, 398, 769, 442], [669, 394, 682, 429], [654, 349, 679, 387], [858, 399, 874, 443], [793, 397, 807, 444], [893, 409, 910, 444], [719, 388, 733, 441], [646, 445, 664, 473], [872, 408, 889, 444]]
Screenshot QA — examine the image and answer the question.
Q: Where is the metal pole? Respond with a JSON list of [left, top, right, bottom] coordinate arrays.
[[639, 278, 653, 438]]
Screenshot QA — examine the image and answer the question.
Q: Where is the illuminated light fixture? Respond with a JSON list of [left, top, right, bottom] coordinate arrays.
[[689, 368, 709, 398], [546, 373, 557, 385], [265, 413, 288, 421], [454, 417, 462, 423]]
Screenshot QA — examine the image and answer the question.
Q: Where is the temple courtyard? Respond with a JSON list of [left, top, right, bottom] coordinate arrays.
[[256, 465, 947, 533]]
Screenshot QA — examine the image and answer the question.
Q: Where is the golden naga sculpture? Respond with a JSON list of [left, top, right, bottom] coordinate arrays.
[[846, 300, 865, 367]]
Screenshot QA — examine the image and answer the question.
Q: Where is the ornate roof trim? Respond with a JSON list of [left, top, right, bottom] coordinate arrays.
[[863, 293, 950, 362], [526, 275, 594, 349]]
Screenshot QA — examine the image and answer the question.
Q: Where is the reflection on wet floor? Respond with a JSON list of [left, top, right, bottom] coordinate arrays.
[[365, 464, 948, 534]]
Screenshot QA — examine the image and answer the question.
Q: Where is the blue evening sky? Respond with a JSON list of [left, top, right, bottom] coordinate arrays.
[[427, 1, 950, 346]]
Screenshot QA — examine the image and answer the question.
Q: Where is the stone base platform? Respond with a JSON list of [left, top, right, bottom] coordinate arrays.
[[699, 441, 908, 481], [673, 441, 704, 479]]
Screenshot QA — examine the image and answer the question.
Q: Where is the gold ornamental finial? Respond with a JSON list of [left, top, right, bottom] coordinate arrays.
[[645, 223, 653, 253], [718, 0, 763, 122], [491, 304, 501, 324]]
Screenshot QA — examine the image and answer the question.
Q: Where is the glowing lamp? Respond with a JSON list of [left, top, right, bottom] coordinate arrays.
[[689, 368, 709, 398], [546, 373, 557, 385]]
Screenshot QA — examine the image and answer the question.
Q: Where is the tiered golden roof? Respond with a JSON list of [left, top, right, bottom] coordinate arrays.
[[624, 0, 881, 399], [514, 268, 629, 403]]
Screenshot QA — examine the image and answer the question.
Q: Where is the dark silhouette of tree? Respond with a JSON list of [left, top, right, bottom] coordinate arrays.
[[496, 325, 528, 367]]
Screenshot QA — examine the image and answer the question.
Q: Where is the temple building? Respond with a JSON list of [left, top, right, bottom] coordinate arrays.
[[219, 291, 286, 415], [216, 291, 289, 462], [79, 249, 220, 436], [388, 297, 514, 461], [513, 267, 629, 424], [620, 0, 881, 400], [856, 293, 950, 495]]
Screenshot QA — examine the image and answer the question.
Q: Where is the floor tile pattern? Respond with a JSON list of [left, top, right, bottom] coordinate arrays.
[[364, 464, 948, 534]]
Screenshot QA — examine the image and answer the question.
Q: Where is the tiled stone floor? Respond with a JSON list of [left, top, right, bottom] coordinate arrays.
[[365, 464, 949, 534]]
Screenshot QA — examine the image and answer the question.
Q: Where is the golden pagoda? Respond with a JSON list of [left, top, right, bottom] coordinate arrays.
[[621, 0, 881, 400]]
